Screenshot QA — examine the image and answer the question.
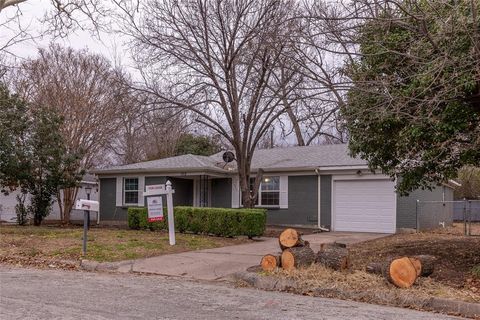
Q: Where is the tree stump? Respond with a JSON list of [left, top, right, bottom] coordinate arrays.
[[260, 254, 281, 272], [281, 246, 315, 271], [382, 257, 418, 288], [315, 244, 350, 271], [278, 228, 306, 250]]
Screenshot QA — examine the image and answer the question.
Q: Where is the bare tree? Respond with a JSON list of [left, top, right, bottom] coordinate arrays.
[[0, 0, 111, 61], [113, 0, 304, 207], [108, 96, 190, 165], [14, 44, 125, 223]]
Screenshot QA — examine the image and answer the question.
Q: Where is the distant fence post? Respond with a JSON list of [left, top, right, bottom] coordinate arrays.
[[467, 200, 471, 236], [463, 198, 467, 236], [415, 200, 419, 232]]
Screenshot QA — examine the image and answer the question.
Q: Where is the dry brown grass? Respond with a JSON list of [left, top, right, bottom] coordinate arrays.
[[270, 265, 480, 303], [0, 225, 250, 264]]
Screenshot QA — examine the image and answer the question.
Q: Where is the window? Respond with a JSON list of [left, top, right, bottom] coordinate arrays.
[[242, 176, 280, 207], [259, 176, 280, 206], [124, 178, 139, 205]]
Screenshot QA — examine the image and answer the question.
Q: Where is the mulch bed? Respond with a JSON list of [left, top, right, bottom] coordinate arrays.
[[349, 230, 480, 292]]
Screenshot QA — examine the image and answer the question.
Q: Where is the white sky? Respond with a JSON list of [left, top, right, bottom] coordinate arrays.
[[1, 0, 127, 66]]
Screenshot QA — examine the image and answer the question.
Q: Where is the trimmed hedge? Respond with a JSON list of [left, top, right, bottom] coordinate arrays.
[[127, 206, 266, 238]]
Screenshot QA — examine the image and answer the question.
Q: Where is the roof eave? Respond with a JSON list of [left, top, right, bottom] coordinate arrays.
[[93, 166, 229, 175]]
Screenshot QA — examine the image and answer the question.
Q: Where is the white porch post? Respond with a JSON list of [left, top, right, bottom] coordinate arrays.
[[166, 180, 176, 245]]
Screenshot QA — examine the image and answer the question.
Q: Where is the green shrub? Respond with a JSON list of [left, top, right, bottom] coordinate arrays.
[[472, 265, 480, 279], [127, 206, 266, 237]]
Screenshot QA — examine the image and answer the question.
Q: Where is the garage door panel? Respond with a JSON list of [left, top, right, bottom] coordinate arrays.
[[333, 179, 396, 233]]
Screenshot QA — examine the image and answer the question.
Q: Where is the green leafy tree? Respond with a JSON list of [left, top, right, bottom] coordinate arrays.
[[175, 134, 222, 157], [0, 84, 82, 225], [0, 84, 30, 194], [343, 0, 480, 194]]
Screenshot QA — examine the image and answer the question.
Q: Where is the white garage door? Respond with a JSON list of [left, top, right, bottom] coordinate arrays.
[[333, 179, 396, 233]]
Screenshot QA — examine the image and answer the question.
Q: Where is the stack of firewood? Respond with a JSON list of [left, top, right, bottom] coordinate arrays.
[[260, 228, 437, 289], [260, 228, 350, 272], [366, 255, 436, 288]]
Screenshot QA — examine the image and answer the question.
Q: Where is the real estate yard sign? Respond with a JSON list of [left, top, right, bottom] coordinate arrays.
[[147, 196, 164, 222], [143, 182, 176, 245]]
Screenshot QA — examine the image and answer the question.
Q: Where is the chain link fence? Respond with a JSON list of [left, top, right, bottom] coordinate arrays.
[[416, 200, 480, 236]]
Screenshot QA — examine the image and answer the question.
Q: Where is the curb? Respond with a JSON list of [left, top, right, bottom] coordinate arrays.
[[233, 271, 480, 319], [80, 260, 134, 273]]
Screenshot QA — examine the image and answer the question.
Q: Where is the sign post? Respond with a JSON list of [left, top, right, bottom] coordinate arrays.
[[165, 181, 175, 245], [144, 180, 176, 245], [75, 198, 99, 256]]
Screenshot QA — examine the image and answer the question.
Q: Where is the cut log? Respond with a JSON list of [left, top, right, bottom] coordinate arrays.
[[412, 255, 436, 277], [279, 228, 307, 250], [316, 245, 350, 271], [281, 246, 315, 271], [382, 257, 418, 288], [260, 254, 281, 272], [366, 255, 436, 278], [366, 262, 383, 275]]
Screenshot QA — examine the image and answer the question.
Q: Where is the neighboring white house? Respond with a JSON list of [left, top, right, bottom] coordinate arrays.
[[0, 174, 99, 224]]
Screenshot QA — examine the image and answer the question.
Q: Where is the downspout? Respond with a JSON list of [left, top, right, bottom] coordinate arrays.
[[96, 180, 101, 225], [315, 168, 321, 229]]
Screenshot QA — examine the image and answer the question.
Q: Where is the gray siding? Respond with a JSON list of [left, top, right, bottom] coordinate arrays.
[[99, 178, 128, 221], [320, 175, 332, 228], [211, 178, 232, 208], [100, 175, 193, 223], [267, 175, 318, 226], [396, 185, 454, 229], [145, 176, 193, 207]]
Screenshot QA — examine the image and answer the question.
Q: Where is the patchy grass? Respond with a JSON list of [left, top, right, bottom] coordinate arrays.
[[0, 225, 250, 264]]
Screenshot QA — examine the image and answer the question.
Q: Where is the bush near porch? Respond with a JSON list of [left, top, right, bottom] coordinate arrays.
[[128, 206, 267, 238]]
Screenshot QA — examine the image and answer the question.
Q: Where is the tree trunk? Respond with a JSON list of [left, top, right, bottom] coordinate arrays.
[[366, 255, 436, 278], [411, 255, 436, 277], [382, 257, 418, 288], [261, 254, 281, 272], [278, 228, 307, 250], [315, 244, 350, 271], [61, 187, 78, 225], [281, 246, 315, 271]]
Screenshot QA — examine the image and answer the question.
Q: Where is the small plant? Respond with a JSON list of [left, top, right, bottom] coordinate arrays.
[[472, 265, 480, 279]]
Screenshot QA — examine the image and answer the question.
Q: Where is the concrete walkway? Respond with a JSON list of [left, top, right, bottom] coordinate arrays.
[[129, 232, 387, 280]]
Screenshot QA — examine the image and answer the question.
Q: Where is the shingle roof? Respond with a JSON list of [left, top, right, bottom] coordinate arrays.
[[94, 144, 367, 174], [94, 154, 224, 174], [249, 144, 367, 170]]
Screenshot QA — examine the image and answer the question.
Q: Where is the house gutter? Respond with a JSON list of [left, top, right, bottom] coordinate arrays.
[[92, 166, 230, 176]]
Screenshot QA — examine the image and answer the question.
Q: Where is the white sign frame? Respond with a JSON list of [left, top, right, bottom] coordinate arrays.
[[143, 181, 176, 245]]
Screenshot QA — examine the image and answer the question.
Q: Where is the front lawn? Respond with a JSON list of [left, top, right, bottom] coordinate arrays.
[[0, 225, 250, 265]]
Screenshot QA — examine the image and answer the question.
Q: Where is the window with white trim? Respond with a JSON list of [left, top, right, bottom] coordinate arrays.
[[242, 176, 280, 207], [259, 176, 280, 206], [123, 178, 139, 205]]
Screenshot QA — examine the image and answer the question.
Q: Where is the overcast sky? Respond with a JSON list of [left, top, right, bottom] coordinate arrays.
[[1, 0, 126, 67]]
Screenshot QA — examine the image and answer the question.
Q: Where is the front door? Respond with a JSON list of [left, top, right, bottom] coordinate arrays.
[[193, 176, 211, 207]]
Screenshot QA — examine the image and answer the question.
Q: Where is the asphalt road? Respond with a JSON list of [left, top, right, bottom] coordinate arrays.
[[0, 266, 460, 320]]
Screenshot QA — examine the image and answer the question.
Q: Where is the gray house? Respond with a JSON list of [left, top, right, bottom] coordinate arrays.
[[93, 144, 456, 233]]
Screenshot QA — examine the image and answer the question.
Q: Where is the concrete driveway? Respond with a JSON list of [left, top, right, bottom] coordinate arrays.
[[129, 232, 387, 280]]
